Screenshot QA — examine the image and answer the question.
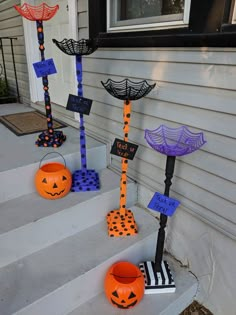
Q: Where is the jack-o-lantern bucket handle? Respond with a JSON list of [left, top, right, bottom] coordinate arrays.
[[110, 273, 142, 279], [39, 152, 67, 169]]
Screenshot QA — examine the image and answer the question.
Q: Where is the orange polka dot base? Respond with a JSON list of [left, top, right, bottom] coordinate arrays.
[[107, 209, 138, 237]]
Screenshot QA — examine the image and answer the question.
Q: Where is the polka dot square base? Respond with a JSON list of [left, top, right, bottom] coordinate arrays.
[[71, 169, 100, 192], [139, 261, 176, 294], [106, 209, 138, 237], [35, 130, 66, 148]]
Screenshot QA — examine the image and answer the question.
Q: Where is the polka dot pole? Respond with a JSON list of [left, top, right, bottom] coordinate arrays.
[[14, 3, 66, 148], [101, 78, 156, 237], [76, 55, 87, 171], [119, 100, 131, 215]]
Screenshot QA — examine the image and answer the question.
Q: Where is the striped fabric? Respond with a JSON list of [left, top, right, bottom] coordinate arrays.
[[139, 261, 176, 294]]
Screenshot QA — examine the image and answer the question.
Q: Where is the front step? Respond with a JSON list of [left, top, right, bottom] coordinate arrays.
[[69, 256, 198, 315], [0, 169, 137, 268], [0, 124, 106, 203], [0, 206, 159, 315]]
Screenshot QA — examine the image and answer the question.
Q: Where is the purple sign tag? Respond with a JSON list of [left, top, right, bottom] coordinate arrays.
[[33, 58, 57, 78], [148, 192, 180, 216]]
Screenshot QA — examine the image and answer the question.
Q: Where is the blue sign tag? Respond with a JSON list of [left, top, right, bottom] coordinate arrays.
[[148, 192, 180, 217], [33, 58, 57, 78]]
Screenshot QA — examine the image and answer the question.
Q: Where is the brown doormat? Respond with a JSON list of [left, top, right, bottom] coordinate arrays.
[[180, 301, 214, 315], [0, 111, 67, 136]]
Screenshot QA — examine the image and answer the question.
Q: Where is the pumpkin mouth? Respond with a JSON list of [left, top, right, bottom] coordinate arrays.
[[45, 189, 65, 196], [111, 298, 137, 309]]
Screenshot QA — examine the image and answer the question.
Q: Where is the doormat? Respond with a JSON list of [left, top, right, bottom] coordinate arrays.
[[0, 111, 67, 136], [180, 301, 214, 315]]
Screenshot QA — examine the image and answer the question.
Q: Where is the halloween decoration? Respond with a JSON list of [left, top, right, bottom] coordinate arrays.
[[35, 152, 72, 200], [14, 3, 66, 147], [104, 261, 145, 309], [52, 38, 100, 192], [139, 125, 206, 294], [101, 78, 155, 237]]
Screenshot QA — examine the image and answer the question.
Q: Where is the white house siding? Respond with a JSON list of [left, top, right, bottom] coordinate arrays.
[[78, 3, 236, 315], [0, 0, 30, 104], [78, 0, 88, 39]]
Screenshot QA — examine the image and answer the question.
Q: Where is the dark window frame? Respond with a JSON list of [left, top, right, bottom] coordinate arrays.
[[88, 0, 236, 47]]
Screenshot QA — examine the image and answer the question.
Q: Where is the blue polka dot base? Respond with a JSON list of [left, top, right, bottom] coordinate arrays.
[[71, 169, 100, 192]]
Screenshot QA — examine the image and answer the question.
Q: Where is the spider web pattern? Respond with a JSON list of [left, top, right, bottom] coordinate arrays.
[[145, 125, 206, 156], [101, 78, 156, 101], [14, 3, 59, 21], [52, 38, 97, 56]]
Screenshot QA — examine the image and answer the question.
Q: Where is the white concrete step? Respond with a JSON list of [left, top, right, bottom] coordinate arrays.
[[0, 168, 137, 268], [0, 125, 107, 203], [0, 206, 159, 315], [68, 256, 198, 315]]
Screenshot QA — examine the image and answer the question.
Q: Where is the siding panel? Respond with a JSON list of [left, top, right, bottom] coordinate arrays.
[[81, 47, 236, 232], [84, 57, 236, 91], [85, 71, 236, 114], [77, 0, 88, 40], [0, 0, 30, 104]]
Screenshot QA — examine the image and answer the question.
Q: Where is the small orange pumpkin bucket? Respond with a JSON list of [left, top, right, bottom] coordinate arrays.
[[35, 152, 72, 200], [104, 261, 145, 309]]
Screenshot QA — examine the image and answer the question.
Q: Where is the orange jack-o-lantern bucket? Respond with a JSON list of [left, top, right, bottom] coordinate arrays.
[[104, 261, 145, 309], [35, 152, 72, 200]]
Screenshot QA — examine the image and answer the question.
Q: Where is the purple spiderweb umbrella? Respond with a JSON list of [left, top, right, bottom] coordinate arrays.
[[145, 125, 206, 156]]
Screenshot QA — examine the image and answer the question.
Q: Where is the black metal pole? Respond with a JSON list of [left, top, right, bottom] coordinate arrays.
[[10, 38, 20, 102], [154, 155, 176, 272], [0, 38, 9, 92]]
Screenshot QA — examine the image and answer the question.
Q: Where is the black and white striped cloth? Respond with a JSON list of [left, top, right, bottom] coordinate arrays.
[[139, 261, 176, 294]]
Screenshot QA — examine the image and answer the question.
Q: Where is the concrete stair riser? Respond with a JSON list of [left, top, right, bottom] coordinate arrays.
[[11, 233, 156, 315], [0, 207, 157, 315], [0, 147, 106, 203], [68, 263, 198, 315], [0, 173, 137, 268]]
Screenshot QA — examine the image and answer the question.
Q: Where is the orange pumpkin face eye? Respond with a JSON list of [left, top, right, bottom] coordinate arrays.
[[128, 292, 136, 299], [42, 178, 47, 183], [62, 176, 67, 181], [112, 291, 119, 298]]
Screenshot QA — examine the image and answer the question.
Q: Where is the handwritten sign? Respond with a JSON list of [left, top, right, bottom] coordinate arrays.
[[148, 192, 180, 217], [66, 94, 93, 115], [33, 58, 57, 78], [110, 138, 138, 160]]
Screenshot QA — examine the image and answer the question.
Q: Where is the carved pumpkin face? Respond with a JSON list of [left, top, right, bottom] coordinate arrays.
[[104, 261, 145, 309], [35, 162, 72, 200]]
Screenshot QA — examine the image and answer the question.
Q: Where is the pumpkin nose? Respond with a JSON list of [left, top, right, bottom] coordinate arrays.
[[53, 183, 58, 189], [121, 300, 126, 304]]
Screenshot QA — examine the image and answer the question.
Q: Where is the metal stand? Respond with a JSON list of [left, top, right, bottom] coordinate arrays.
[[140, 125, 206, 294], [102, 78, 155, 237], [14, 3, 66, 148], [35, 21, 66, 148], [71, 54, 99, 191], [52, 38, 99, 191]]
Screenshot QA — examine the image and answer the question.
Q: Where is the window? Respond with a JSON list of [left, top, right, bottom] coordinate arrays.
[[89, 0, 236, 47], [107, 0, 191, 32]]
